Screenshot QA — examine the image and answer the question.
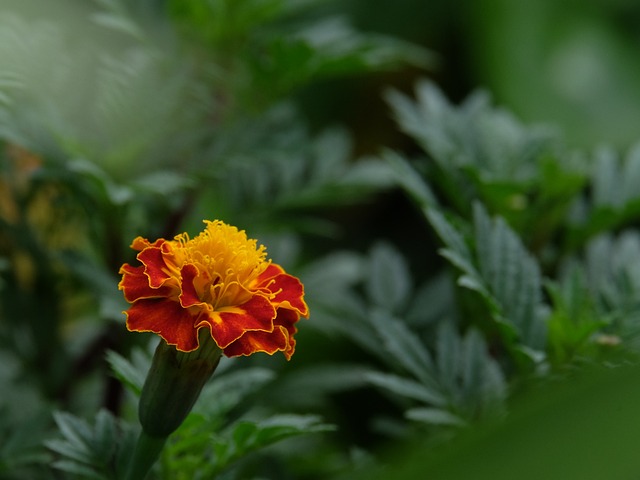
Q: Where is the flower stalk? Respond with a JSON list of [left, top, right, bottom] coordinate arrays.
[[118, 220, 309, 479], [123, 430, 167, 480], [139, 331, 222, 437]]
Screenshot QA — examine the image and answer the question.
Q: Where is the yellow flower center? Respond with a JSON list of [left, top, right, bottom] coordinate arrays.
[[170, 220, 269, 309]]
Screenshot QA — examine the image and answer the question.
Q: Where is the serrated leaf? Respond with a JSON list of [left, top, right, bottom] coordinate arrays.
[[51, 412, 93, 457], [369, 310, 435, 386], [301, 250, 366, 295], [435, 323, 460, 394], [364, 371, 446, 406], [91, 410, 116, 463], [48, 410, 126, 480], [105, 350, 145, 396], [473, 203, 547, 350], [115, 425, 137, 480], [196, 367, 276, 418], [44, 439, 93, 465], [426, 208, 471, 262], [383, 149, 437, 208], [388, 80, 554, 182], [254, 415, 334, 446], [406, 272, 455, 327], [456, 273, 492, 298], [461, 329, 489, 397], [207, 414, 333, 475], [51, 460, 107, 480], [310, 128, 352, 181], [366, 242, 412, 312]]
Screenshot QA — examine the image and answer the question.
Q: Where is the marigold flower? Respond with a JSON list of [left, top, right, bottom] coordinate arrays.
[[119, 220, 309, 360]]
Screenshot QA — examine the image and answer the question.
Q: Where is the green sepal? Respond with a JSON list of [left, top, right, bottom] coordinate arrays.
[[138, 333, 222, 438]]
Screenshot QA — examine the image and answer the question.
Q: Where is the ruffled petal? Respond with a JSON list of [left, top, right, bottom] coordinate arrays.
[[138, 244, 174, 288], [266, 273, 309, 316], [125, 298, 200, 351], [179, 263, 207, 308], [120, 221, 308, 360], [118, 264, 174, 302], [275, 308, 300, 359], [131, 236, 164, 252], [255, 264, 308, 317], [223, 325, 290, 359], [256, 263, 285, 284], [197, 295, 276, 349]]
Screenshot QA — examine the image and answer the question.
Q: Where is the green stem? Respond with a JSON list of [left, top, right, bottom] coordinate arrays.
[[124, 430, 168, 480]]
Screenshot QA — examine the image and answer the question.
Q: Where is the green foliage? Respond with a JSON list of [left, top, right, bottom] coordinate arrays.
[[169, 0, 430, 108], [427, 204, 548, 365], [104, 346, 335, 479], [46, 410, 132, 480], [566, 144, 640, 247], [0, 409, 52, 480], [302, 242, 507, 439], [168, 414, 333, 479], [351, 364, 640, 480], [197, 115, 394, 234], [3, 1, 640, 479], [386, 80, 586, 254]]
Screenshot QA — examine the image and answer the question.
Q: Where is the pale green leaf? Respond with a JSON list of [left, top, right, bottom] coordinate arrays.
[[405, 408, 466, 427], [105, 350, 145, 396], [365, 371, 446, 406], [370, 310, 434, 381], [366, 242, 412, 312], [50, 460, 106, 480]]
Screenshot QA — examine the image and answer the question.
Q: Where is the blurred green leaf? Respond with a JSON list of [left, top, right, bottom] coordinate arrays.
[[369, 309, 435, 386], [355, 365, 640, 480], [469, 0, 640, 148], [212, 414, 334, 471], [46, 410, 126, 480], [365, 242, 412, 312], [405, 408, 466, 427], [364, 371, 446, 406], [105, 348, 149, 396], [169, 409, 334, 478]]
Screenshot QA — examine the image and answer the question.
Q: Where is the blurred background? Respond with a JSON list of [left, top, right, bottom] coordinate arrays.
[[3, 0, 640, 479]]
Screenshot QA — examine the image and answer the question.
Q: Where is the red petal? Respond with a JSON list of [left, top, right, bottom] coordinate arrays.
[[179, 263, 206, 308], [118, 264, 173, 302], [197, 295, 276, 349], [223, 325, 291, 359], [138, 244, 173, 288], [131, 236, 164, 252], [125, 299, 201, 351], [264, 273, 308, 317], [274, 308, 300, 358], [256, 263, 285, 283], [275, 307, 301, 330]]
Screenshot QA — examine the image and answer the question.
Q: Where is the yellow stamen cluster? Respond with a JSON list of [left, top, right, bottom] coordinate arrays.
[[171, 221, 269, 308]]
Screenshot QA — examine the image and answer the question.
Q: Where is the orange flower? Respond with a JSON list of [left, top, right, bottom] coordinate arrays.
[[119, 220, 308, 360]]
